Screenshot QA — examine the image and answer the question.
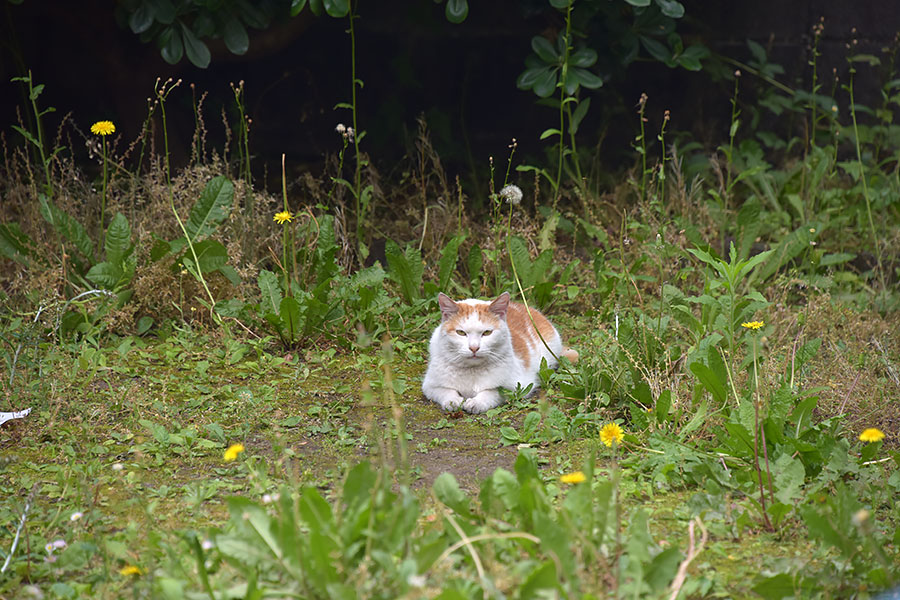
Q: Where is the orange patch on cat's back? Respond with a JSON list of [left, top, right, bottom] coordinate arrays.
[[505, 302, 556, 365]]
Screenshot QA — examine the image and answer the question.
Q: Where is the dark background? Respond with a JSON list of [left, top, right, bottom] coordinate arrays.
[[2, 1, 899, 189]]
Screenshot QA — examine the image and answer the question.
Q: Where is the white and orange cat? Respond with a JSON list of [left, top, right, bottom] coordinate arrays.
[[422, 292, 578, 413]]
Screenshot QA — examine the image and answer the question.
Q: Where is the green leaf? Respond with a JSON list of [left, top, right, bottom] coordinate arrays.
[[0, 222, 33, 265], [641, 36, 673, 65], [752, 573, 796, 600], [533, 67, 558, 98], [279, 296, 301, 341], [39, 197, 94, 264], [258, 270, 283, 315], [568, 97, 591, 136], [690, 360, 726, 405], [433, 472, 470, 515], [569, 67, 603, 90], [438, 235, 465, 291], [540, 128, 561, 140], [190, 239, 228, 273], [290, 0, 309, 16], [129, 2, 155, 34], [654, 0, 685, 18], [531, 36, 558, 63], [10, 125, 39, 148], [86, 262, 124, 289], [444, 0, 468, 23], [385, 240, 423, 304], [149, 0, 175, 24], [158, 26, 183, 64], [185, 176, 234, 241], [569, 48, 597, 68], [519, 560, 558, 599], [181, 23, 211, 69], [104, 212, 132, 265], [223, 17, 249, 55], [322, 0, 350, 17]]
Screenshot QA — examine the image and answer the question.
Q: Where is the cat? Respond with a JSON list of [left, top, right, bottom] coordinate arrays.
[[422, 291, 578, 414]]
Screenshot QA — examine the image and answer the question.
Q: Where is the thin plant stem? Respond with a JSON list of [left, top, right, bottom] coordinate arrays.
[[554, 1, 574, 206], [751, 334, 774, 531], [98, 135, 108, 254], [847, 64, 886, 296], [281, 154, 291, 295], [157, 79, 219, 323]]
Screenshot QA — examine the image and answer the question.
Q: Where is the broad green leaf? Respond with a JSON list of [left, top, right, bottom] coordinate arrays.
[[533, 511, 573, 578], [191, 239, 228, 273], [531, 36, 558, 64], [438, 235, 465, 291], [39, 197, 94, 264], [181, 23, 211, 69], [654, 0, 684, 18], [533, 67, 558, 98], [641, 36, 673, 65], [290, 0, 308, 16], [569, 97, 590, 135], [385, 240, 423, 304], [158, 26, 183, 64], [105, 212, 132, 265], [279, 296, 301, 341], [223, 16, 249, 55], [444, 0, 468, 23], [689, 361, 725, 404], [569, 48, 597, 68], [185, 176, 234, 241], [519, 560, 558, 599], [149, 0, 175, 24], [751, 573, 796, 600], [129, 2, 155, 34], [434, 472, 470, 516], [258, 269, 283, 315], [0, 222, 33, 264], [322, 0, 349, 17], [86, 261, 124, 289]]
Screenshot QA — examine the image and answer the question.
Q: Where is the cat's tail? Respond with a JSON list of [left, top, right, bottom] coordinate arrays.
[[561, 347, 579, 364]]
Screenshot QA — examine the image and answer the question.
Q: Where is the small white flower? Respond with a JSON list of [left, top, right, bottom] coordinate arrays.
[[346, 127, 355, 141], [112, 462, 124, 471], [70, 511, 83, 522], [45, 539, 67, 554], [201, 539, 214, 551], [499, 184, 523, 205], [335, 123, 346, 134], [407, 574, 427, 588], [262, 494, 273, 504]]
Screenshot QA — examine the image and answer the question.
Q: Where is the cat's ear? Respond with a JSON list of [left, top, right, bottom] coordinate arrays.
[[488, 292, 510, 320], [438, 293, 459, 320]]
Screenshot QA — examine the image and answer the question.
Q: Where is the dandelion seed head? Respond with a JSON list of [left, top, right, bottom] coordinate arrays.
[[499, 184, 523, 205]]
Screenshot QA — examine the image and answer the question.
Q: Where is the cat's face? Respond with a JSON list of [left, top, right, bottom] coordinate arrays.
[[437, 293, 510, 363]]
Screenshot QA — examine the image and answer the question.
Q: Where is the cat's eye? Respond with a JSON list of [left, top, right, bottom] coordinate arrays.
[[456, 330, 466, 336], [482, 330, 492, 336]]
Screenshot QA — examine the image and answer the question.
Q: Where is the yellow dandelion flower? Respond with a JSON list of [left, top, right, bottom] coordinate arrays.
[[600, 422, 624, 447], [90, 120, 116, 136], [224, 443, 245, 461], [560, 471, 586, 484], [741, 321, 764, 330], [859, 428, 885, 443], [119, 565, 143, 576], [273, 211, 292, 225]]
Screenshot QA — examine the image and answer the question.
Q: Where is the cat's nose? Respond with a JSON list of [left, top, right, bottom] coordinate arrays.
[[469, 344, 479, 354]]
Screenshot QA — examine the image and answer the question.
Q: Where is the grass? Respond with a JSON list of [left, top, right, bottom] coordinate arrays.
[[3, 44, 900, 596]]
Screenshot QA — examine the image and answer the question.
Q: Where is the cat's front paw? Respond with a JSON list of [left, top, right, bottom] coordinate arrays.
[[431, 391, 464, 412], [461, 390, 503, 414]]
